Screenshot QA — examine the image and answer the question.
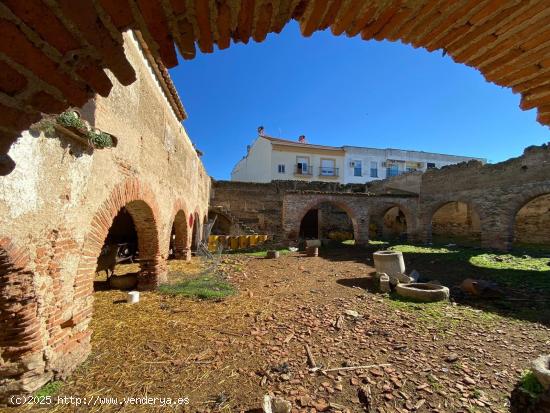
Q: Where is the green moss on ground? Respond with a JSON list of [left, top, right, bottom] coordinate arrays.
[[159, 276, 235, 300]]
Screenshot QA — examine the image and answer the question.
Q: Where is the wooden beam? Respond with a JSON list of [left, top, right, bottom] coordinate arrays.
[[136, 0, 179, 67], [195, 0, 214, 53]]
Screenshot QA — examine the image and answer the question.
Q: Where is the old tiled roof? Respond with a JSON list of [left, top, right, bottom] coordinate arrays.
[[263, 135, 343, 151]]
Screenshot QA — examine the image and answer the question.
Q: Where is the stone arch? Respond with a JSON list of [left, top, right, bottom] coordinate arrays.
[[297, 199, 359, 241], [511, 187, 550, 250], [370, 202, 415, 240], [283, 194, 369, 244], [427, 200, 483, 245], [169, 200, 190, 260], [0, 238, 45, 401], [77, 179, 164, 293]]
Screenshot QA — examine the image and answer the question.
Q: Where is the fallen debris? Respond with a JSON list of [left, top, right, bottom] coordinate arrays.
[[460, 278, 503, 298], [262, 395, 292, 413], [319, 363, 391, 373], [304, 344, 317, 368]]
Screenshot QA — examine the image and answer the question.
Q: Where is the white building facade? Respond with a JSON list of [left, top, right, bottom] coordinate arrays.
[[342, 146, 484, 183], [231, 135, 485, 184]]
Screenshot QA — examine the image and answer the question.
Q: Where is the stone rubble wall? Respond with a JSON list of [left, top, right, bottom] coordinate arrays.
[[213, 145, 550, 251]]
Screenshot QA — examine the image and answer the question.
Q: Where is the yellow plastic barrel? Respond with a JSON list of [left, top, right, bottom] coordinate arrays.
[[258, 235, 268, 244], [238, 235, 249, 249], [249, 235, 258, 246], [229, 237, 239, 250]]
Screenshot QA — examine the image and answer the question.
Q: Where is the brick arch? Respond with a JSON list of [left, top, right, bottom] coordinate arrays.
[[0, 238, 44, 402], [283, 194, 369, 244], [77, 179, 165, 293], [509, 184, 550, 220], [168, 199, 190, 260]]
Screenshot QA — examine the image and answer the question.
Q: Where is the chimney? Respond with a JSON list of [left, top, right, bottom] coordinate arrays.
[[298, 135, 306, 143]]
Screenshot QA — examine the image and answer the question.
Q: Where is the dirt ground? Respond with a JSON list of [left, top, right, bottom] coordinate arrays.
[[14, 246, 550, 412]]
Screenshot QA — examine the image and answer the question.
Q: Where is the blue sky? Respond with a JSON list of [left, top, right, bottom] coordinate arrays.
[[169, 21, 548, 180]]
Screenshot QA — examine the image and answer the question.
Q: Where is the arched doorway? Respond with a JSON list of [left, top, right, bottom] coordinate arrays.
[[209, 211, 233, 235], [95, 200, 161, 289], [100, 207, 138, 265], [170, 210, 189, 259], [431, 201, 481, 246], [382, 206, 408, 240], [514, 193, 550, 251], [299, 202, 354, 242]]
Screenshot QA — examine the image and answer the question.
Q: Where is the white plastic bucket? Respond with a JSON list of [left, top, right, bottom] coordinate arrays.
[[127, 291, 140, 304]]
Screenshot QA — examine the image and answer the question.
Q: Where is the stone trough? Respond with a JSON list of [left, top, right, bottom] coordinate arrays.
[[395, 283, 450, 302]]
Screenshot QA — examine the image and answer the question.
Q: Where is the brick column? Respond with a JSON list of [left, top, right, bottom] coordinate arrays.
[[138, 255, 167, 290]]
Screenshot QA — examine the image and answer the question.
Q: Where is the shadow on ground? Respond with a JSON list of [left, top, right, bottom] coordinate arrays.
[[321, 241, 550, 326]]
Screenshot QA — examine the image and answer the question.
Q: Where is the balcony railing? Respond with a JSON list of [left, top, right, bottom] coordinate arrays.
[[294, 165, 313, 176], [319, 167, 339, 177]]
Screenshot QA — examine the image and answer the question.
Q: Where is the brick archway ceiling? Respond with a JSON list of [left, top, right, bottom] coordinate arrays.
[[1, 0, 549, 160]]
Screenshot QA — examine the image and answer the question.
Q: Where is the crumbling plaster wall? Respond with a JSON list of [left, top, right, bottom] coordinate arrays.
[[0, 31, 210, 403]]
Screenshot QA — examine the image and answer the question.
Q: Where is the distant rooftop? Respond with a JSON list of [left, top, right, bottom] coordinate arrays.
[[259, 133, 485, 161]]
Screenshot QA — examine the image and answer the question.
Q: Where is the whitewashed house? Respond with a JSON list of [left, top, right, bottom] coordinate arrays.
[[231, 131, 485, 184]]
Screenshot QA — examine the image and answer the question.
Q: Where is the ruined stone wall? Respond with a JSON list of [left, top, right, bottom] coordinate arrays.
[[418, 145, 550, 249], [0, 32, 210, 402], [214, 145, 550, 251], [210, 180, 367, 237], [367, 171, 422, 195]]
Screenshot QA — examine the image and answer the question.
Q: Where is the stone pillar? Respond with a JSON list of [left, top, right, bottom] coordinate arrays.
[[370, 215, 384, 240], [355, 214, 370, 246], [481, 229, 512, 251], [408, 227, 429, 244], [480, 211, 513, 251]]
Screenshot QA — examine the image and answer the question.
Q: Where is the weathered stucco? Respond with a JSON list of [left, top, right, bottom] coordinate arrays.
[[0, 31, 210, 402]]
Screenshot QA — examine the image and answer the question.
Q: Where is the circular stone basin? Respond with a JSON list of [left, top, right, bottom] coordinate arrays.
[[532, 354, 550, 390], [395, 283, 450, 302], [373, 250, 405, 277]]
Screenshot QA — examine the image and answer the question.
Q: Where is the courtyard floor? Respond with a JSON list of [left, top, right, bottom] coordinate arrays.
[[17, 244, 550, 412]]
